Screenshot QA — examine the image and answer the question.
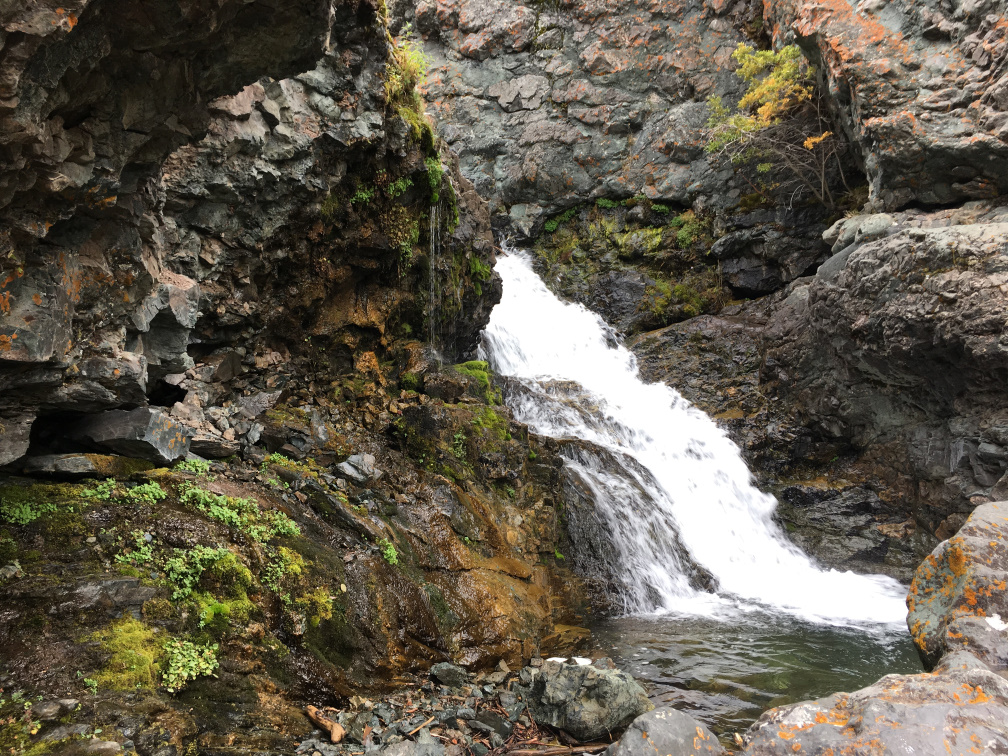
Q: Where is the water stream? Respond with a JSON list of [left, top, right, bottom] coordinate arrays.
[[478, 249, 919, 733]]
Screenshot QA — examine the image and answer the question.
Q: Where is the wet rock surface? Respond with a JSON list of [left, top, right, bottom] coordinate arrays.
[[605, 708, 722, 756], [0, 0, 500, 474], [741, 650, 1008, 756]]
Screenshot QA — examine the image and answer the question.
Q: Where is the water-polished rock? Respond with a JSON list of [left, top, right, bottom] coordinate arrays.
[[606, 708, 722, 756], [908, 500, 1008, 670], [520, 658, 653, 741], [741, 651, 1008, 756]]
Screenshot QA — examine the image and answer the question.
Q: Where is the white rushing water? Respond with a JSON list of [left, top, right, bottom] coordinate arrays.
[[479, 250, 907, 627]]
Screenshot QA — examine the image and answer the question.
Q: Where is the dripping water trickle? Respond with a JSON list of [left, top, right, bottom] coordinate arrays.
[[428, 200, 440, 354]]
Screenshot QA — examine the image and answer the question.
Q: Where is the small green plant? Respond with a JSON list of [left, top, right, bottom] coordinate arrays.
[[543, 206, 578, 233], [0, 495, 56, 526], [163, 545, 234, 600], [669, 210, 709, 249], [706, 43, 849, 208], [83, 678, 98, 695], [554, 548, 565, 560], [595, 198, 622, 209], [452, 431, 467, 460], [528, 449, 537, 461], [265, 453, 300, 469], [351, 185, 377, 205], [82, 478, 116, 501], [469, 256, 492, 296], [425, 156, 445, 203], [115, 530, 155, 567], [378, 538, 399, 566], [651, 203, 670, 214], [195, 592, 254, 635], [122, 481, 167, 506], [388, 176, 412, 198], [174, 458, 211, 476], [177, 481, 298, 542], [385, 30, 430, 114], [161, 639, 219, 693], [262, 546, 305, 604], [400, 372, 420, 392]]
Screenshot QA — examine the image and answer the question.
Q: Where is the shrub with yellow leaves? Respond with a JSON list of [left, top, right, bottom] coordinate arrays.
[[706, 44, 854, 210]]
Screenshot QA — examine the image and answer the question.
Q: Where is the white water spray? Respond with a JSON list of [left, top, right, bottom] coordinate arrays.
[[480, 250, 907, 626]]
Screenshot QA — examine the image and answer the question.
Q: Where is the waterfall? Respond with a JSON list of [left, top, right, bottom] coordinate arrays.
[[479, 249, 907, 626]]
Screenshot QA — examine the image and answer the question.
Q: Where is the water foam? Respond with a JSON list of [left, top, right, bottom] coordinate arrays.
[[480, 249, 907, 626]]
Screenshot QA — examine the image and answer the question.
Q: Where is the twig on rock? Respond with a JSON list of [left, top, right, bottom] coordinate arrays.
[[407, 716, 436, 736], [305, 705, 347, 744]]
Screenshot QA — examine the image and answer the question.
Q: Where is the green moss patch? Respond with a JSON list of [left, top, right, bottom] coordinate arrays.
[[91, 616, 164, 690]]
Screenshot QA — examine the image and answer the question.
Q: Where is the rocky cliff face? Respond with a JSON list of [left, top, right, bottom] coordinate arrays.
[[390, 0, 751, 233], [765, 205, 1008, 533], [0, 0, 591, 751], [766, 0, 1008, 209], [0, 0, 500, 468]]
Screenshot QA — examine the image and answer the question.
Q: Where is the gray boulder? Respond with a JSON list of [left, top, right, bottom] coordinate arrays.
[[337, 453, 381, 484], [68, 407, 191, 465], [430, 661, 470, 688], [0, 410, 36, 466], [381, 744, 445, 756], [907, 501, 1008, 669], [521, 659, 653, 741], [606, 708, 722, 756], [21, 454, 102, 477], [764, 208, 1008, 526]]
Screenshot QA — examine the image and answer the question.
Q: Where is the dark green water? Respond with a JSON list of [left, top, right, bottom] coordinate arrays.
[[590, 613, 923, 740]]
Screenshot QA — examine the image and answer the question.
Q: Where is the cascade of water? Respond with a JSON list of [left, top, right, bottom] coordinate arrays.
[[479, 249, 907, 627]]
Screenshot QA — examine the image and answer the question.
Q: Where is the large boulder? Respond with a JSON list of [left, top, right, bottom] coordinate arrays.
[[908, 501, 1008, 669], [520, 659, 653, 741], [763, 205, 1008, 528], [67, 407, 191, 465], [605, 708, 722, 756], [741, 651, 1008, 755]]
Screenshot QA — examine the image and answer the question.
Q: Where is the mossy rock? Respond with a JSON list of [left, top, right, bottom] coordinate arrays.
[[83, 454, 156, 479], [89, 616, 164, 690]]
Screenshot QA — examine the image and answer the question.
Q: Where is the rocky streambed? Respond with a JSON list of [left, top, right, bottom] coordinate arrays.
[[295, 503, 1008, 756]]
